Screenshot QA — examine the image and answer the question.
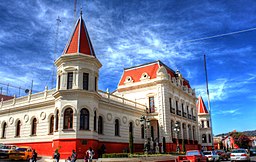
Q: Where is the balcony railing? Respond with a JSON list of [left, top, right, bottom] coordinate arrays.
[[177, 110, 181, 116], [171, 108, 175, 114], [193, 116, 196, 121], [182, 112, 187, 118], [188, 114, 192, 119]]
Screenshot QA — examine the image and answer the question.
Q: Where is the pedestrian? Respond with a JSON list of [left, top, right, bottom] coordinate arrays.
[[31, 149, 38, 162], [53, 150, 60, 162], [71, 150, 77, 162], [86, 147, 95, 162], [67, 156, 71, 162]]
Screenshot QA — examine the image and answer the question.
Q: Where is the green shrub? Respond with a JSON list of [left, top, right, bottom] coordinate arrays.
[[102, 153, 129, 158]]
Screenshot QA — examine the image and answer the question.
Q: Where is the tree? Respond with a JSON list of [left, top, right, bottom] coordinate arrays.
[[231, 132, 250, 149]]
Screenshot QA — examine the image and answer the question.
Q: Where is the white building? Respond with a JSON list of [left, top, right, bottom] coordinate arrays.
[[0, 14, 208, 158]]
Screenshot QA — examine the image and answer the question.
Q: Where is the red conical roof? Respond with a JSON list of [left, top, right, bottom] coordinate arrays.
[[197, 96, 209, 114], [63, 14, 95, 56]]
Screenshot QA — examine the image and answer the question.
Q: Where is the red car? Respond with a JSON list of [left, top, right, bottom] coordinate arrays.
[[177, 150, 208, 162]]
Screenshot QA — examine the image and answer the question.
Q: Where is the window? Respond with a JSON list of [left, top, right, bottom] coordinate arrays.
[[169, 98, 172, 113], [49, 115, 54, 134], [115, 119, 120, 136], [16, 120, 21, 137], [2, 122, 7, 138], [95, 77, 97, 91], [183, 123, 187, 139], [141, 125, 144, 139], [151, 126, 154, 140], [55, 110, 59, 131], [98, 116, 103, 134], [201, 120, 204, 128], [208, 134, 211, 143], [171, 120, 174, 139], [67, 72, 73, 89], [176, 101, 179, 114], [80, 108, 89, 130], [129, 122, 133, 137], [64, 108, 73, 129], [186, 106, 189, 115], [83, 73, 89, 90], [202, 134, 207, 143], [188, 125, 192, 140], [207, 120, 210, 128], [94, 111, 97, 131], [58, 75, 61, 90], [182, 103, 184, 113], [192, 126, 195, 140], [32, 118, 37, 135], [149, 96, 155, 113]]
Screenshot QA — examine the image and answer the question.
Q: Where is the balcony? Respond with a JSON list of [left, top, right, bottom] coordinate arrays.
[[193, 116, 196, 121], [182, 112, 187, 118], [177, 110, 181, 116], [171, 108, 175, 114], [188, 114, 192, 119]]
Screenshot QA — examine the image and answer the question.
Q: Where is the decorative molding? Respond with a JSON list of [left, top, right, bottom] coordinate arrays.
[[40, 112, 46, 120], [107, 113, 112, 121], [122, 116, 127, 124], [24, 115, 29, 123]]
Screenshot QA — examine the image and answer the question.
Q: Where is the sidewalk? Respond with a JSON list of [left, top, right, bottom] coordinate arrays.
[[38, 155, 177, 162]]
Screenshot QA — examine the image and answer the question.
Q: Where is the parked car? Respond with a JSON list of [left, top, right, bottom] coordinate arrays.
[[0, 145, 16, 159], [203, 151, 220, 162], [250, 148, 256, 156], [177, 150, 208, 162], [9, 146, 33, 161], [216, 150, 230, 160], [230, 149, 250, 162]]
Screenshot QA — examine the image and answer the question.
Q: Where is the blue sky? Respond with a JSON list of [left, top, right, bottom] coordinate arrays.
[[0, 0, 255, 135]]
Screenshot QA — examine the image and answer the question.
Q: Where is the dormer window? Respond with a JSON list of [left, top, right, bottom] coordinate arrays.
[[124, 76, 133, 84], [140, 72, 150, 81]]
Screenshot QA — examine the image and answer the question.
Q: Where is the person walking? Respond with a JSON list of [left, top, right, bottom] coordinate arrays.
[[71, 150, 77, 162], [31, 149, 37, 162], [53, 150, 60, 162], [86, 147, 94, 162]]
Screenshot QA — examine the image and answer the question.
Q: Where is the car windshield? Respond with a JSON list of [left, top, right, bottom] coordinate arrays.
[[204, 151, 212, 155], [16, 148, 27, 152], [187, 151, 200, 155], [232, 150, 246, 153]]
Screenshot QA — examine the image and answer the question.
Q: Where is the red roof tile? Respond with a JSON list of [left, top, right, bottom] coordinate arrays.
[[197, 96, 208, 114], [64, 15, 95, 56], [118, 60, 192, 88]]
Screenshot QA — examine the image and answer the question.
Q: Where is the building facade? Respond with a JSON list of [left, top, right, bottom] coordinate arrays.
[[0, 14, 205, 158], [197, 96, 213, 150]]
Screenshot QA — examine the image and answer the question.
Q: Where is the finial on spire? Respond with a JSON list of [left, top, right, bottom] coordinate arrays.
[[80, 7, 83, 17]]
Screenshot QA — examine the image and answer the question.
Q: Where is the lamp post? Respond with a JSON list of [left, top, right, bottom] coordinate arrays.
[[140, 115, 150, 154], [174, 121, 180, 153]]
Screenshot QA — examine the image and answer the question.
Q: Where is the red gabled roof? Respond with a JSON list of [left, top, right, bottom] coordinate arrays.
[[63, 14, 95, 56], [197, 96, 208, 114], [118, 60, 192, 88], [119, 62, 159, 86], [0, 94, 13, 101]]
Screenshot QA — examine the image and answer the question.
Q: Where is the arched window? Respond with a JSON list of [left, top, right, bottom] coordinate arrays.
[[129, 122, 133, 137], [208, 134, 212, 143], [202, 134, 207, 143], [2, 122, 7, 138], [55, 110, 59, 131], [98, 116, 103, 134], [32, 118, 37, 135], [188, 125, 192, 140], [141, 125, 144, 139], [49, 115, 54, 134], [16, 120, 21, 137], [171, 120, 174, 139], [94, 111, 97, 131], [64, 108, 73, 129], [80, 108, 89, 130], [183, 123, 187, 139], [115, 119, 120, 136], [192, 126, 195, 140]]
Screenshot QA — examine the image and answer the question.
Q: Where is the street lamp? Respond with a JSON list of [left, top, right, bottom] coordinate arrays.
[[174, 121, 180, 153], [140, 115, 150, 154]]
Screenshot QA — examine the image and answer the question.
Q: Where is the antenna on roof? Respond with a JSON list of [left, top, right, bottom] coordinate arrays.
[[51, 16, 61, 89]]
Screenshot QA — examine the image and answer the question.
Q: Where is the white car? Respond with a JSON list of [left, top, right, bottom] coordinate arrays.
[[203, 151, 220, 162], [230, 149, 250, 162]]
